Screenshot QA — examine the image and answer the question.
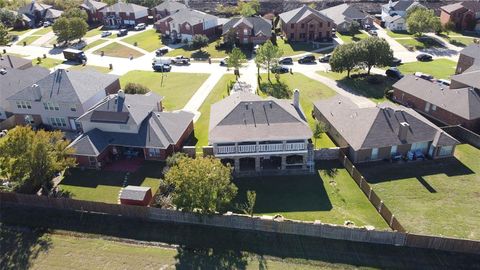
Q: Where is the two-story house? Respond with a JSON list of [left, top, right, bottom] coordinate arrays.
[[99, 2, 148, 27], [152, 0, 187, 20], [6, 69, 120, 131], [80, 0, 107, 23], [440, 1, 480, 32], [18, 0, 62, 27], [222, 17, 272, 45], [154, 8, 222, 41], [320, 3, 372, 33], [313, 95, 459, 163], [69, 90, 194, 169], [381, 0, 423, 31], [278, 5, 334, 42], [208, 91, 313, 174]]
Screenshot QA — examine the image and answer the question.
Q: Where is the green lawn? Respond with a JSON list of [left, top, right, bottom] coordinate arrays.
[[59, 162, 162, 204], [82, 39, 107, 51], [8, 28, 30, 36], [234, 161, 389, 228], [448, 36, 477, 47], [194, 74, 236, 149], [166, 39, 230, 59], [120, 71, 209, 110], [336, 32, 369, 43], [396, 36, 444, 50], [386, 30, 414, 39], [396, 58, 457, 79], [122, 29, 162, 52], [93, 42, 144, 58], [31, 27, 52, 35], [68, 64, 111, 73], [276, 38, 327, 56], [18, 35, 41, 46], [33, 57, 62, 69], [358, 144, 480, 240], [318, 71, 394, 103], [85, 26, 103, 38], [17, 27, 52, 45]]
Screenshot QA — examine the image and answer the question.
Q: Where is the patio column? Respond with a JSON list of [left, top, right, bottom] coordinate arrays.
[[281, 155, 287, 170], [302, 154, 307, 170], [234, 158, 240, 172], [255, 157, 261, 172]]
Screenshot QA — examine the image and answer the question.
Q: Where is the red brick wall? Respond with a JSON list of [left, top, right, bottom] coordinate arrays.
[[230, 23, 270, 44], [456, 54, 475, 74], [105, 79, 121, 95], [281, 14, 333, 42]]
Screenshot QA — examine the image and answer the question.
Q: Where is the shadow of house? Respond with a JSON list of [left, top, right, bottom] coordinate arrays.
[[175, 246, 249, 270]]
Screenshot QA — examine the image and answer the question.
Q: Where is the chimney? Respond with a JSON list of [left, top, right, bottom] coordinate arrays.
[[293, 89, 300, 108], [398, 122, 409, 142], [32, 84, 41, 101], [118, 89, 125, 99]]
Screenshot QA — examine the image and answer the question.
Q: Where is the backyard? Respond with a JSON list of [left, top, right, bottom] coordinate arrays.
[[358, 144, 480, 240], [93, 42, 144, 58], [120, 71, 209, 110], [396, 58, 457, 80], [122, 29, 162, 52], [234, 161, 388, 229]]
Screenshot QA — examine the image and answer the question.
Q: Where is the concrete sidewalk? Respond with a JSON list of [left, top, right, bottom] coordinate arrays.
[[183, 72, 225, 122]]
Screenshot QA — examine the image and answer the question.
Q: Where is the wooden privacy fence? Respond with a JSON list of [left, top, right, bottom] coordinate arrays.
[[441, 125, 480, 149], [338, 151, 405, 232], [1, 192, 480, 255]]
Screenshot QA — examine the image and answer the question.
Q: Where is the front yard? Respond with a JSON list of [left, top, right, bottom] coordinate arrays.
[[234, 161, 389, 229], [395, 36, 444, 50], [93, 42, 144, 58], [358, 144, 480, 240], [275, 38, 329, 56], [18, 27, 52, 45], [122, 29, 162, 52], [33, 57, 62, 69], [336, 32, 369, 44], [82, 39, 107, 51], [166, 39, 230, 59], [68, 64, 111, 73], [396, 58, 457, 80], [120, 71, 209, 110]]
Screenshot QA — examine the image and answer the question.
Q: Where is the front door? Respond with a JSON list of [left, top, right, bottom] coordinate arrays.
[[69, 119, 77, 131], [309, 31, 314, 40]]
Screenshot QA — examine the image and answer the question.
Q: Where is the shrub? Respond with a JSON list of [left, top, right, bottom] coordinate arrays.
[[124, 82, 150, 94]]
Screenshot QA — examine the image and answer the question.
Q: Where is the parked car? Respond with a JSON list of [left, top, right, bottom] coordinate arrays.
[[414, 72, 433, 81], [364, 24, 371, 30], [271, 65, 289, 74], [298, 54, 316, 64], [368, 30, 378, 36], [0, 68, 6, 75], [101, 31, 112, 38], [437, 79, 451, 86], [220, 57, 229, 66], [153, 63, 171, 72], [171, 55, 190, 65], [134, 23, 146, 31], [253, 44, 260, 54], [278, 57, 293, 65], [155, 48, 169, 56], [392, 57, 402, 65], [416, 53, 432, 61], [318, 54, 331, 63], [117, 29, 128, 37], [43, 21, 51, 27], [385, 67, 403, 79]]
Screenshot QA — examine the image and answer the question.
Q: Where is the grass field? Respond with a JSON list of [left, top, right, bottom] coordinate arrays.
[[318, 71, 393, 103], [386, 30, 414, 39], [93, 42, 144, 58], [33, 57, 62, 69], [18, 35, 41, 46], [358, 144, 480, 240], [275, 38, 327, 56], [82, 39, 107, 51], [166, 39, 230, 59], [120, 71, 209, 110], [336, 32, 369, 43], [59, 162, 162, 204], [85, 26, 103, 38], [31, 27, 52, 35], [68, 64, 111, 73], [234, 161, 388, 228], [122, 29, 162, 52], [396, 58, 457, 79], [8, 28, 30, 36], [395, 36, 444, 50]]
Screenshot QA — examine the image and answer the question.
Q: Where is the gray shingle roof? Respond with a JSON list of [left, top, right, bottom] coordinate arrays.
[[0, 55, 32, 70], [279, 5, 333, 24], [158, 8, 218, 26], [384, 14, 403, 24], [101, 2, 148, 13], [459, 44, 480, 61], [209, 92, 312, 144], [393, 75, 480, 120], [45, 8, 63, 19], [154, 1, 187, 12], [80, 0, 107, 11], [18, 2, 52, 14], [222, 17, 272, 37], [314, 95, 458, 150], [320, 3, 367, 26], [382, 0, 423, 13], [7, 69, 119, 105], [441, 1, 480, 13], [120, 186, 151, 201], [451, 69, 480, 89]]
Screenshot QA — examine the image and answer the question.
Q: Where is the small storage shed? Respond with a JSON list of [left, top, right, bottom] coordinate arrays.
[[119, 186, 152, 206]]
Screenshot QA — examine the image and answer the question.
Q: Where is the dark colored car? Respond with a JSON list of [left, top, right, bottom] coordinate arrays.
[[298, 54, 316, 64], [155, 48, 169, 56], [153, 63, 171, 72], [220, 57, 229, 66], [385, 67, 403, 79], [392, 57, 402, 65], [278, 57, 293, 65], [271, 65, 289, 74], [319, 54, 331, 63], [416, 53, 432, 61], [117, 29, 128, 37]]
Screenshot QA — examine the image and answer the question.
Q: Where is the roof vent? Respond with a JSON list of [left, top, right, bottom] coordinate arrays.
[[398, 122, 409, 142], [269, 101, 272, 108]]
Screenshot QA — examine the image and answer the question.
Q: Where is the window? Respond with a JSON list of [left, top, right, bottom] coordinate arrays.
[[290, 33, 294, 39], [290, 23, 294, 29], [148, 148, 160, 156], [424, 102, 431, 112], [411, 142, 429, 153], [390, 145, 398, 155], [439, 145, 453, 156], [431, 104, 437, 111], [371, 148, 379, 160], [119, 124, 130, 130], [16, 101, 31, 109], [301, 23, 305, 29], [243, 28, 249, 35], [327, 22, 330, 27], [70, 104, 77, 112], [88, 156, 97, 166], [43, 101, 59, 111], [319, 22, 323, 28], [185, 24, 190, 30], [49, 117, 67, 127]]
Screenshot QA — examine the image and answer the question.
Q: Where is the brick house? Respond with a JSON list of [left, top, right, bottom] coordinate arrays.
[[313, 95, 459, 163], [80, 0, 107, 23], [278, 5, 334, 41], [455, 44, 480, 74], [18, 0, 63, 27], [154, 8, 222, 41], [69, 90, 194, 169], [99, 2, 148, 27], [440, 1, 480, 32], [222, 17, 272, 45], [319, 3, 372, 33], [152, 0, 187, 20], [381, 0, 424, 31]]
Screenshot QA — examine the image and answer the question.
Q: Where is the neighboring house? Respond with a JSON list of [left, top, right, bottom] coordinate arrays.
[[154, 8, 221, 41], [320, 3, 372, 33], [278, 5, 334, 42], [208, 91, 313, 174], [18, 0, 62, 27], [7, 69, 120, 131], [80, 0, 107, 23], [222, 17, 272, 45], [98, 2, 148, 27], [152, 0, 187, 20], [392, 75, 480, 133], [440, 1, 480, 32], [455, 44, 480, 74], [313, 95, 459, 163], [44, 8, 63, 22], [0, 67, 49, 122], [0, 55, 33, 70], [69, 90, 194, 169], [1, 9, 32, 29], [381, 0, 423, 31]]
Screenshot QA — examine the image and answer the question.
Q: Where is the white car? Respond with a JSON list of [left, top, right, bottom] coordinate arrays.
[[43, 21, 51, 27], [101, 31, 112, 37], [134, 23, 146, 31]]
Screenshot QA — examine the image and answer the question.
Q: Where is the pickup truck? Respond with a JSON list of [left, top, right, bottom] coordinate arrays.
[[171, 56, 190, 65]]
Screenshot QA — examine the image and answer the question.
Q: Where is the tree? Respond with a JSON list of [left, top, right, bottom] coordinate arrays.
[[0, 22, 8, 46], [358, 37, 393, 75], [227, 47, 247, 79], [238, 0, 259, 17], [62, 7, 88, 21], [191, 34, 209, 50], [69, 17, 88, 42], [52, 17, 71, 44], [329, 43, 360, 77], [406, 7, 440, 36], [313, 121, 327, 146], [0, 9, 16, 27], [255, 40, 283, 82], [349, 21, 360, 38], [164, 157, 237, 214], [0, 126, 76, 193], [223, 29, 237, 48], [124, 82, 150, 94], [442, 20, 456, 35]]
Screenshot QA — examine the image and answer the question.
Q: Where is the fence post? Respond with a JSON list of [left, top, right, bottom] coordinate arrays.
[[378, 200, 383, 213], [390, 214, 395, 227], [368, 186, 373, 200], [351, 165, 355, 175]]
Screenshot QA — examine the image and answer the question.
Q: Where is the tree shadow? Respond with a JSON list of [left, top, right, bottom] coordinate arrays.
[[337, 73, 394, 100], [175, 246, 249, 270], [0, 225, 52, 270], [258, 80, 291, 99]]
